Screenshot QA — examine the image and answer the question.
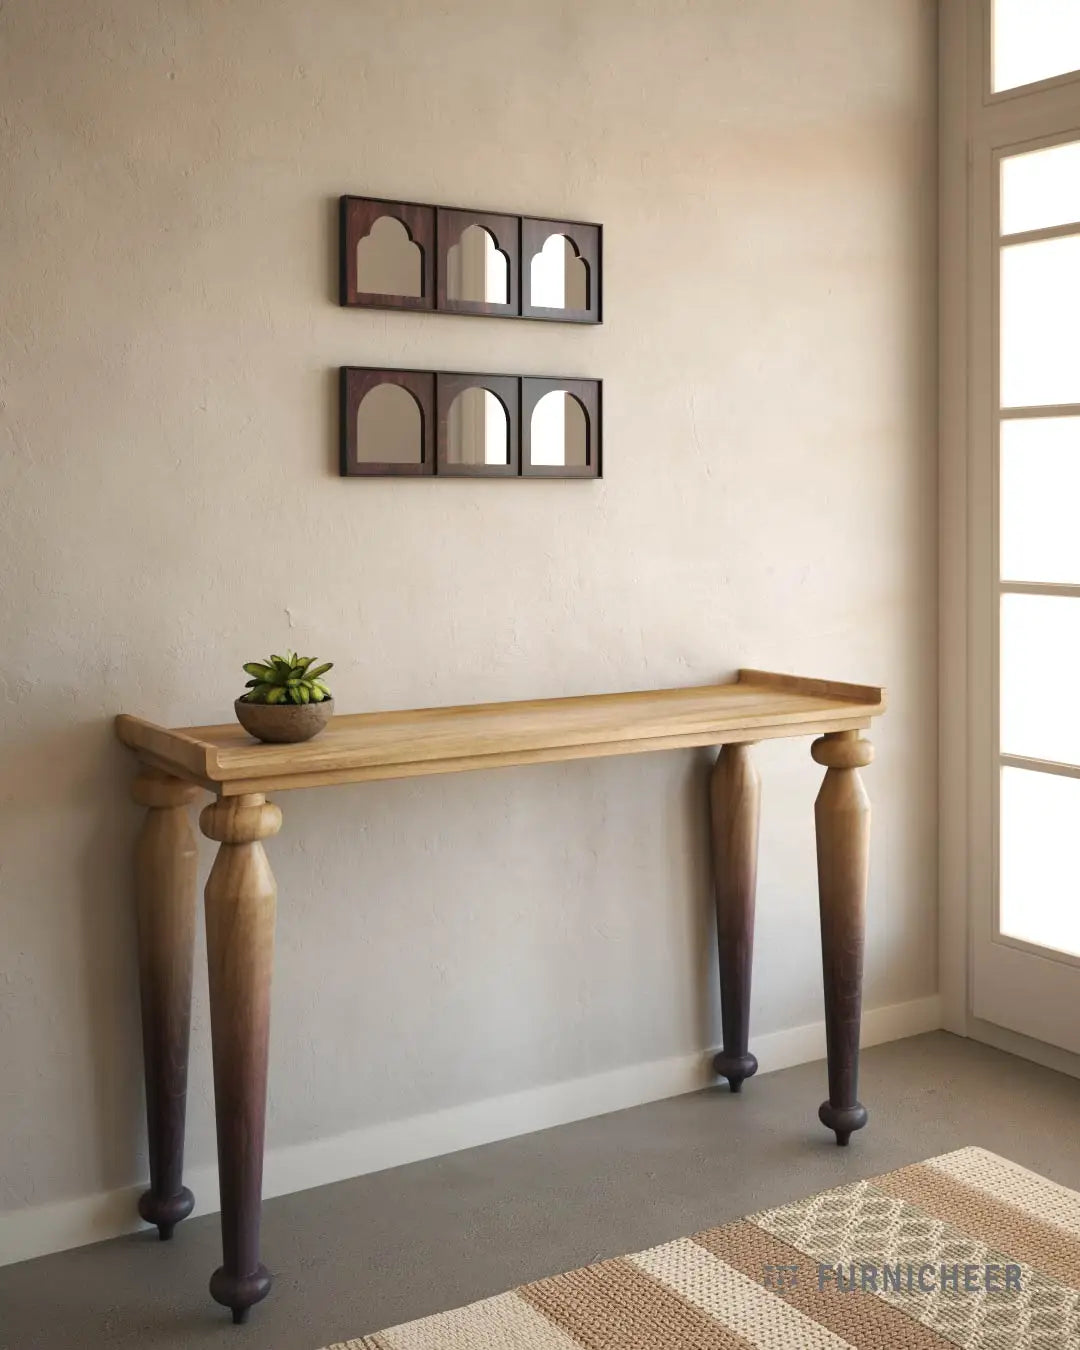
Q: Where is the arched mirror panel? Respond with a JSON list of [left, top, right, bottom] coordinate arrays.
[[522, 377, 600, 478], [340, 368, 434, 476], [437, 208, 520, 316], [436, 373, 519, 476], [340, 198, 434, 310]]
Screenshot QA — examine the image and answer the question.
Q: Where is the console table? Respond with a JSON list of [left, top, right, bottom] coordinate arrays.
[[115, 668, 885, 1322]]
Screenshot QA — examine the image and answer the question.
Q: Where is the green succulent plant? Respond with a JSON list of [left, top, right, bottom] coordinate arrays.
[[240, 651, 333, 706]]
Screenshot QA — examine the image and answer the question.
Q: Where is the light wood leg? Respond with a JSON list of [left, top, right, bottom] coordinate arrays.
[[200, 792, 281, 1323], [133, 768, 200, 1240], [811, 730, 872, 1146], [710, 742, 761, 1092]]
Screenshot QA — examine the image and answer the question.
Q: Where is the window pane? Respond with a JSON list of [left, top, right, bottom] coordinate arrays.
[[1000, 235, 1080, 407], [1001, 766, 1080, 956], [994, 0, 1080, 92], [1001, 593, 1080, 763], [1001, 417, 1080, 581], [1001, 140, 1080, 236]]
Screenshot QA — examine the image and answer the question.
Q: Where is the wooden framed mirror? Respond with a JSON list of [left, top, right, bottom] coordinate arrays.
[[436, 373, 519, 476], [436, 209, 520, 318], [341, 369, 600, 478], [340, 197, 601, 324], [340, 367, 434, 476], [522, 377, 601, 478], [340, 198, 435, 312], [520, 218, 601, 324]]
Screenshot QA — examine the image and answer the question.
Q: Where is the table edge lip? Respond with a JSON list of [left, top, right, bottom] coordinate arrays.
[[115, 669, 887, 791]]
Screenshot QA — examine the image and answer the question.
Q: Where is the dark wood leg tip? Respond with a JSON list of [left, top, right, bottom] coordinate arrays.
[[210, 1264, 272, 1323], [818, 1100, 867, 1146], [713, 1050, 758, 1093], [138, 1185, 194, 1239]]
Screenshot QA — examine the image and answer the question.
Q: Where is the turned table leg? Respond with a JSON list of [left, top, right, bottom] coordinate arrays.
[[133, 768, 200, 1240], [811, 730, 872, 1146], [710, 742, 761, 1092], [200, 793, 281, 1323]]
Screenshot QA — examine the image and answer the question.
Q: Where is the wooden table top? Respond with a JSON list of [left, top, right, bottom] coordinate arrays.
[[115, 669, 885, 796]]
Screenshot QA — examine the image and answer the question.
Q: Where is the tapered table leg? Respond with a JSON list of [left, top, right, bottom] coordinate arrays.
[[710, 742, 761, 1092], [811, 730, 872, 1146], [200, 793, 281, 1324], [133, 768, 200, 1240]]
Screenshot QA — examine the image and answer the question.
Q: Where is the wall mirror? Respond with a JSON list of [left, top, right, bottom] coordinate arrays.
[[437, 373, 518, 476], [340, 368, 434, 476], [521, 217, 601, 323], [437, 208, 519, 317], [341, 197, 601, 323], [342, 368, 598, 478], [356, 217, 424, 298], [340, 199, 435, 311], [528, 235, 590, 312], [529, 391, 589, 467], [357, 383, 423, 464], [522, 377, 600, 477]]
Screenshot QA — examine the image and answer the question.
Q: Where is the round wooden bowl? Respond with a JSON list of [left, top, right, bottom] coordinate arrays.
[[234, 697, 334, 744]]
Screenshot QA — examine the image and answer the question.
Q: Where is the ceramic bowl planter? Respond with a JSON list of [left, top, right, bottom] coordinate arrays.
[[234, 696, 334, 744], [234, 651, 335, 743]]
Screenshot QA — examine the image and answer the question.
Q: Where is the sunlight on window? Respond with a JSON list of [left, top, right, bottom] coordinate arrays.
[[1000, 234, 1080, 407], [994, 0, 1080, 92], [1001, 767, 1080, 957], [1001, 140, 1080, 235]]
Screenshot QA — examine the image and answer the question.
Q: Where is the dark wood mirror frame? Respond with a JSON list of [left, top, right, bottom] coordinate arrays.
[[340, 367, 434, 476], [340, 198, 435, 313], [340, 367, 601, 479], [522, 377, 601, 478], [436, 372, 520, 477], [435, 209, 520, 319], [340, 196, 602, 324], [520, 219, 602, 324]]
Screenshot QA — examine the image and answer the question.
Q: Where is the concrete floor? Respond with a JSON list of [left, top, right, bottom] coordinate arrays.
[[4, 1032, 1080, 1350]]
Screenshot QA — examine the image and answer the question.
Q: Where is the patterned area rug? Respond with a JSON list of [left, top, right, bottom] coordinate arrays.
[[325, 1148, 1080, 1348]]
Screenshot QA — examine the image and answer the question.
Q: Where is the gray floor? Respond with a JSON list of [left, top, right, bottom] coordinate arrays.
[[4, 1032, 1080, 1349]]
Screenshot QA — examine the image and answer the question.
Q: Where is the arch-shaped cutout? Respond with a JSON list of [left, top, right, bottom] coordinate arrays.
[[446, 225, 510, 306], [446, 387, 510, 466], [529, 234, 590, 311], [356, 383, 424, 464], [356, 215, 424, 298], [530, 390, 588, 468]]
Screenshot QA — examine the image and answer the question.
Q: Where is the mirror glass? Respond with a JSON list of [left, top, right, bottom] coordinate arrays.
[[530, 234, 589, 310], [446, 225, 509, 305], [356, 215, 423, 297], [445, 388, 509, 466], [530, 392, 588, 467], [356, 383, 423, 464]]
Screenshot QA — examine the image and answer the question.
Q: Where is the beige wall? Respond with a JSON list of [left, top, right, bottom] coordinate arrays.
[[0, 0, 938, 1226]]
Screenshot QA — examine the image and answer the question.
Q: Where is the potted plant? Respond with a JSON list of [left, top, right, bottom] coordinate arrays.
[[234, 651, 335, 743]]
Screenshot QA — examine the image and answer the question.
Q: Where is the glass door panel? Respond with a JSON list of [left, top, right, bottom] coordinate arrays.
[[1001, 418, 1080, 582], [1000, 235, 1080, 408], [1001, 141, 1080, 235], [1001, 594, 1080, 764], [1000, 766, 1080, 957]]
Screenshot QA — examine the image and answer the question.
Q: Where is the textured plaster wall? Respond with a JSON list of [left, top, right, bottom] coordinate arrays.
[[0, 0, 938, 1214]]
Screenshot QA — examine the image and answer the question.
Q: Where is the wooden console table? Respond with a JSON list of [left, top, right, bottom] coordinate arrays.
[[116, 668, 885, 1322]]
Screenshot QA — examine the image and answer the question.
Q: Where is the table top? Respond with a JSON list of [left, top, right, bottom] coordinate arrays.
[[115, 669, 885, 796]]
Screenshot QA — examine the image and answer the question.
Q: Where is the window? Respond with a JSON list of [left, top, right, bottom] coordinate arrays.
[[993, 0, 1080, 92]]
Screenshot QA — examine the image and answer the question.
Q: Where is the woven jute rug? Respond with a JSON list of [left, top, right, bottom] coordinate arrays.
[[324, 1147, 1080, 1348]]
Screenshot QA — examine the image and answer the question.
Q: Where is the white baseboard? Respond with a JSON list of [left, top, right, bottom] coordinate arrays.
[[0, 993, 941, 1268]]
